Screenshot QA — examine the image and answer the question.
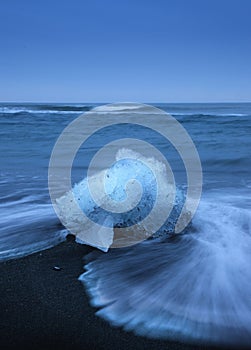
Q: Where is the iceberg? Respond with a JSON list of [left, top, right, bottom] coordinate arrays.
[[55, 149, 189, 251]]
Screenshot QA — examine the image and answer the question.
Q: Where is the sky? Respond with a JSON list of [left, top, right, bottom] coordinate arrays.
[[0, 0, 250, 103]]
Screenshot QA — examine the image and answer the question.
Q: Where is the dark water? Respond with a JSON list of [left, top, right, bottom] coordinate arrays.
[[1, 102, 251, 345]]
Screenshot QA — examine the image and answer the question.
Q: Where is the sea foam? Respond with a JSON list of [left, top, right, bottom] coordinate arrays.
[[80, 196, 251, 346]]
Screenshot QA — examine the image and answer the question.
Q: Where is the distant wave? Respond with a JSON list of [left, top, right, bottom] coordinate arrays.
[[90, 105, 250, 118], [93, 104, 164, 114], [94, 104, 147, 112], [171, 112, 249, 117], [32, 104, 92, 112], [0, 105, 92, 115]]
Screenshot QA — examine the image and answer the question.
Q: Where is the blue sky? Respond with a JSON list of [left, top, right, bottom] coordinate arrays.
[[0, 0, 250, 102]]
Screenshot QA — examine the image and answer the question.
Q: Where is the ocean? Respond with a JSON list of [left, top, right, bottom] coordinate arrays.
[[1, 102, 251, 345]]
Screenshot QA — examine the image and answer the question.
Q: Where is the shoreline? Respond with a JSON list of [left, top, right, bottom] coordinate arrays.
[[0, 238, 231, 349]]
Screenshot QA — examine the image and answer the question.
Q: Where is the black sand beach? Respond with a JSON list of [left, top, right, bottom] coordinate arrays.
[[0, 236, 221, 350]]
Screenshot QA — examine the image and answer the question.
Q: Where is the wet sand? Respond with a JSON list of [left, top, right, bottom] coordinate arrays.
[[0, 237, 224, 350]]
